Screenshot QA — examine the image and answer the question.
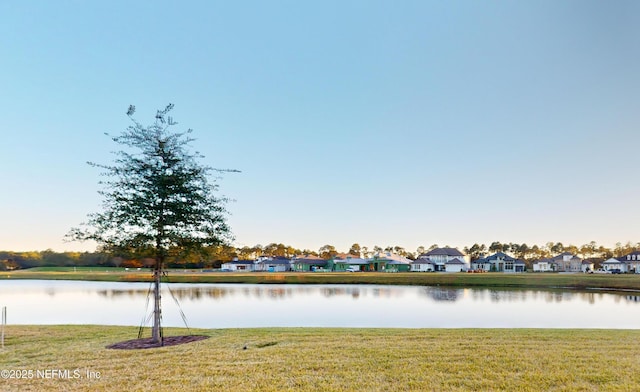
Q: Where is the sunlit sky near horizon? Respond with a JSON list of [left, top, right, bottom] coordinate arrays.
[[1, 1, 639, 253]]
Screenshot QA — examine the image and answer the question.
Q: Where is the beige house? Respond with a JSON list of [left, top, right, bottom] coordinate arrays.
[[550, 252, 582, 272]]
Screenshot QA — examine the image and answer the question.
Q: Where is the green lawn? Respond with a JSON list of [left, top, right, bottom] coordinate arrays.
[[1, 325, 639, 391]]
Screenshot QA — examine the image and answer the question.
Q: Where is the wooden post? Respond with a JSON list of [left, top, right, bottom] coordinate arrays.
[[2, 306, 6, 349], [152, 267, 162, 345]]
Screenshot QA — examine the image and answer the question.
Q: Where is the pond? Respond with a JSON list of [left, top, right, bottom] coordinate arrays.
[[1, 280, 640, 329]]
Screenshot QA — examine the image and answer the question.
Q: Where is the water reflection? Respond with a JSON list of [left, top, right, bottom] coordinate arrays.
[[91, 285, 408, 301], [61, 284, 640, 306], [2, 281, 640, 328], [420, 287, 461, 301]]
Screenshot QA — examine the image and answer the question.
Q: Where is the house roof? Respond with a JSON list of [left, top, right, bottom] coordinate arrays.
[[446, 258, 465, 265], [485, 252, 516, 262], [334, 258, 368, 265], [411, 258, 434, 264], [387, 259, 411, 265], [551, 252, 581, 261], [374, 252, 412, 264], [618, 251, 640, 262], [259, 259, 291, 265], [294, 254, 323, 260], [223, 260, 255, 265], [422, 247, 465, 257], [533, 258, 556, 264], [294, 259, 328, 265]]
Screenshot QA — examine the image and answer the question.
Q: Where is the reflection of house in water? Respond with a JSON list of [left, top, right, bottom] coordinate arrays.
[[265, 288, 291, 299], [486, 289, 528, 302], [321, 287, 361, 299], [626, 295, 640, 303], [420, 287, 462, 302], [372, 288, 397, 298], [543, 291, 570, 303], [97, 289, 147, 299], [96, 286, 234, 301]]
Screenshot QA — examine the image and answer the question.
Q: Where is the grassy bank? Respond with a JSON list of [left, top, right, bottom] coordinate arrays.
[[4, 268, 640, 291], [1, 325, 640, 391]]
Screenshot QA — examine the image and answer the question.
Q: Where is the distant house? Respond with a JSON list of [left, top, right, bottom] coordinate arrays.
[[373, 252, 412, 272], [411, 258, 435, 272], [221, 259, 256, 272], [445, 258, 467, 273], [474, 252, 525, 273], [293, 255, 329, 272], [333, 256, 369, 272], [602, 257, 628, 273], [332, 252, 411, 272], [470, 258, 491, 272], [581, 260, 595, 273], [256, 256, 292, 272], [619, 251, 640, 273], [415, 248, 469, 272], [551, 252, 582, 272], [532, 259, 555, 272]]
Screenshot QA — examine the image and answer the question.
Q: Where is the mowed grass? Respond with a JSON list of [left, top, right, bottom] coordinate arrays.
[[2, 325, 640, 391], [5, 269, 640, 291]]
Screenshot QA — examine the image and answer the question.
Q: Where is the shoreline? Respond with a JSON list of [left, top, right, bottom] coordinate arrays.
[[4, 269, 640, 292]]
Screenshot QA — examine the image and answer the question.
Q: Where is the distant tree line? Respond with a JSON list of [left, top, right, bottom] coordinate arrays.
[[1, 241, 639, 271]]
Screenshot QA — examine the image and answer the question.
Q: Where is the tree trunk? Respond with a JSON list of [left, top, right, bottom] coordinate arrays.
[[152, 262, 162, 345]]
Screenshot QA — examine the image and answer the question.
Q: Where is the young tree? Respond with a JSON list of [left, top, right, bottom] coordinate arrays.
[[68, 104, 237, 344]]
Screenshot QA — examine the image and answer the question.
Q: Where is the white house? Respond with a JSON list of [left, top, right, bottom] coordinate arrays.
[[581, 260, 595, 273], [221, 259, 257, 272], [445, 258, 466, 273], [620, 251, 640, 273], [601, 257, 628, 273], [532, 259, 555, 272], [471, 258, 492, 271], [416, 248, 470, 272], [255, 257, 292, 272], [411, 258, 435, 272]]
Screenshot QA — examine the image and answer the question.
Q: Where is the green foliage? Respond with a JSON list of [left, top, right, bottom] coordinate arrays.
[[318, 244, 338, 259], [4, 241, 640, 270], [67, 104, 237, 263]]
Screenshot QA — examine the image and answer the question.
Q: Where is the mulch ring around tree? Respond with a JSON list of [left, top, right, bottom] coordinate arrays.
[[106, 335, 210, 350]]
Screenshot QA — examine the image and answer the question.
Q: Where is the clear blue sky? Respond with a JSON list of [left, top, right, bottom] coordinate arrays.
[[1, 1, 638, 253]]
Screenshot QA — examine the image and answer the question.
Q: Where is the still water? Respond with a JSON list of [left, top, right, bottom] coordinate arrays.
[[1, 280, 640, 329]]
